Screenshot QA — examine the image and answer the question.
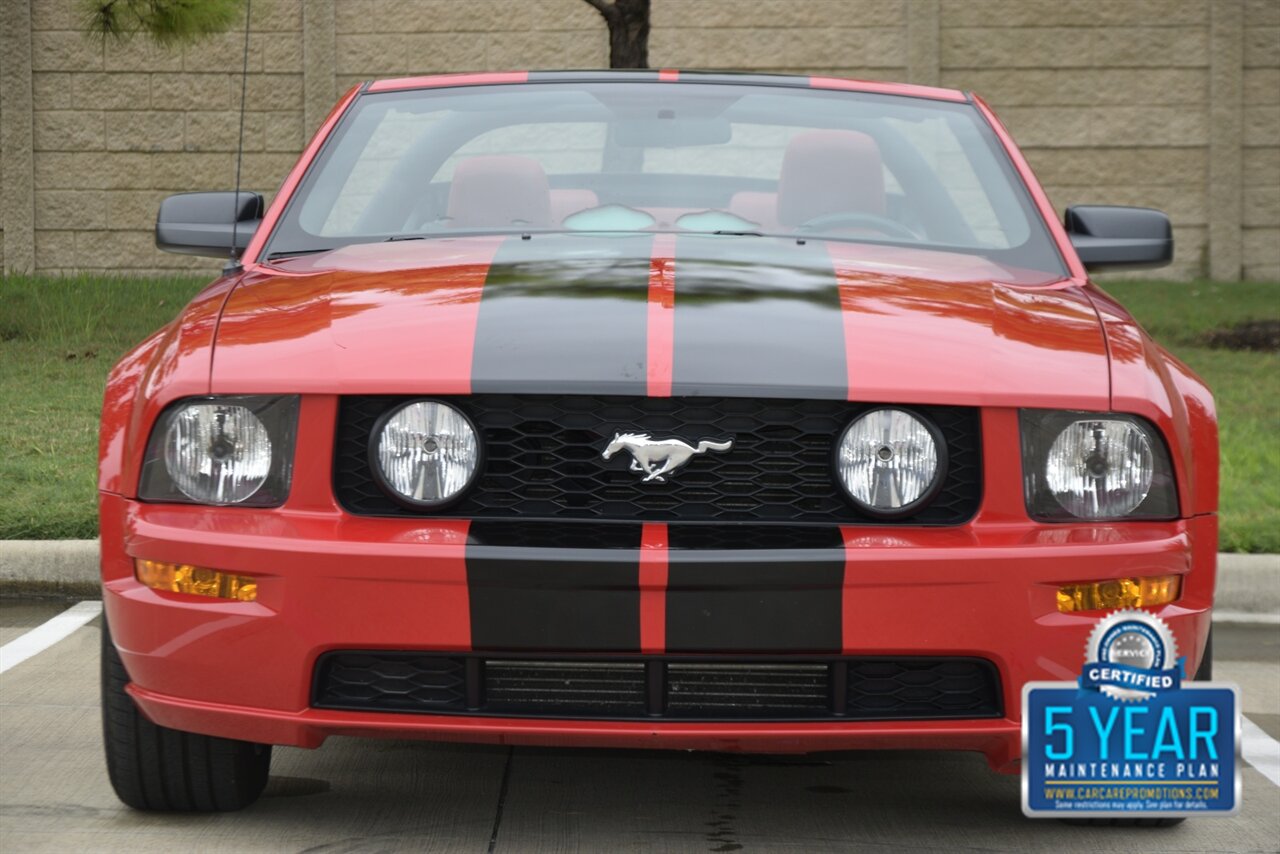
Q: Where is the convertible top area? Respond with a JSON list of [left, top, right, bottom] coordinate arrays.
[[263, 72, 1066, 277]]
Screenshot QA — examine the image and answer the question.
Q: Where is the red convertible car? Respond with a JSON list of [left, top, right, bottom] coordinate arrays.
[[99, 71, 1216, 812]]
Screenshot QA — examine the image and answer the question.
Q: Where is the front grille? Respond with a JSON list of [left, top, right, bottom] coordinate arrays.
[[484, 660, 647, 716], [313, 653, 1003, 721], [316, 653, 466, 712], [334, 395, 981, 524], [666, 662, 830, 717]]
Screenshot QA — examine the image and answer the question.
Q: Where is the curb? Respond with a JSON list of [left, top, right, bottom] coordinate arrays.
[[1213, 553, 1280, 614], [1, 539, 1278, 614], [0, 539, 102, 598]]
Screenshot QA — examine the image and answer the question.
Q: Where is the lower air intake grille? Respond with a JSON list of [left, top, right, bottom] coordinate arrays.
[[484, 660, 647, 716], [316, 653, 465, 712], [313, 653, 1002, 722], [667, 662, 830, 717], [847, 659, 1002, 717]]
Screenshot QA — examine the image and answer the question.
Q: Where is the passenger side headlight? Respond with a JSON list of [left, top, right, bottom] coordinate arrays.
[[1020, 410, 1177, 521], [139, 396, 299, 506]]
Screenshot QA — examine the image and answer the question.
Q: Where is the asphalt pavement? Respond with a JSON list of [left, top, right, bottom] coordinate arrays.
[[1, 599, 1277, 853]]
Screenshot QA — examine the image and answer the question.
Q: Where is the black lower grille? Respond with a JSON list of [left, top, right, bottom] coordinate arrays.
[[334, 395, 981, 524], [667, 662, 831, 717], [316, 653, 465, 712], [484, 660, 647, 716], [313, 653, 1002, 721], [847, 659, 1002, 717]]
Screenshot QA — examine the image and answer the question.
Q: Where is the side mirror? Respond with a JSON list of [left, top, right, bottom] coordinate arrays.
[[1064, 205, 1173, 272], [155, 191, 264, 258]]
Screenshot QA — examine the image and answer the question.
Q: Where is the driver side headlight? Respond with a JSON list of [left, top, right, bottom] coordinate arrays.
[[139, 396, 299, 506], [1020, 410, 1177, 521]]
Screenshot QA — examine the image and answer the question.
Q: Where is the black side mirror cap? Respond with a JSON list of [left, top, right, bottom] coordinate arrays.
[[1064, 205, 1173, 272], [155, 191, 264, 258]]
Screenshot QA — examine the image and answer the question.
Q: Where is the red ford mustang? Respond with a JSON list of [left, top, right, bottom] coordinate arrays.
[[98, 71, 1217, 812]]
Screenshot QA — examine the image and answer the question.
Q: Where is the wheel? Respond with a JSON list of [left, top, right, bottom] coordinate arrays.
[[1195, 625, 1213, 681], [101, 619, 271, 811]]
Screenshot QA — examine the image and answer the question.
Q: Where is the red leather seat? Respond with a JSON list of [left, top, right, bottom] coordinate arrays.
[[447, 156, 552, 229], [776, 130, 886, 227]]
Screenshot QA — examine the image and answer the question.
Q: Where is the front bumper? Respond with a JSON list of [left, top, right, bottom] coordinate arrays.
[[100, 490, 1216, 772]]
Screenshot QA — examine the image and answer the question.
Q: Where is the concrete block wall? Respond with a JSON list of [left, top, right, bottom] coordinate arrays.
[[0, 0, 1276, 279], [1242, 0, 1279, 280]]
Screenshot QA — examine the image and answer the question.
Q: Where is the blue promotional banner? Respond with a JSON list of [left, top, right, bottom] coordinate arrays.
[[1022, 608, 1241, 818], [1023, 684, 1240, 816]]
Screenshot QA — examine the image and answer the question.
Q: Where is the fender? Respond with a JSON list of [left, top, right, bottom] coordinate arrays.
[[100, 84, 365, 498], [1085, 286, 1218, 518], [97, 277, 237, 497]]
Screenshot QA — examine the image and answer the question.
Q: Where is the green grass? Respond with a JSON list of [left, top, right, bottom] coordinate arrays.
[[1, 274, 1277, 551], [0, 274, 209, 539], [1097, 280, 1280, 553]]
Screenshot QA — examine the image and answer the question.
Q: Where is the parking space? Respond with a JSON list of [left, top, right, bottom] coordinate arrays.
[[1, 601, 1277, 853]]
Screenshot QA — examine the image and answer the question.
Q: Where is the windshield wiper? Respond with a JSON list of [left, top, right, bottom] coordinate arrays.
[[711, 230, 764, 237], [266, 248, 334, 260]]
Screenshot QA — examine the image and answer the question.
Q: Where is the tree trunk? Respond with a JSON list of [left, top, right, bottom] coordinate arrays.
[[590, 0, 650, 69]]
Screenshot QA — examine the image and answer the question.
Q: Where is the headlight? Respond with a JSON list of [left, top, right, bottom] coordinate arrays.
[[836, 407, 945, 517], [371, 400, 479, 508], [139, 396, 299, 506], [1020, 410, 1177, 521]]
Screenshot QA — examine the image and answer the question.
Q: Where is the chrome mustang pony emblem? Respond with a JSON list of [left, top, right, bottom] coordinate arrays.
[[601, 432, 735, 483]]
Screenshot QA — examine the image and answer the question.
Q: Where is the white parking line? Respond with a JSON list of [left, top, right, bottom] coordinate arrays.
[[1243, 716, 1280, 788], [0, 601, 102, 675]]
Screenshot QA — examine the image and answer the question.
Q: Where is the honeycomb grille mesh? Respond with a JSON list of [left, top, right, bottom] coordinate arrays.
[[316, 653, 465, 712], [334, 396, 981, 523], [847, 659, 1001, 717]]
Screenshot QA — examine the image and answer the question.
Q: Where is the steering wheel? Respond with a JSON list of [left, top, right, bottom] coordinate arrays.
[[795, 211, 918, 240]]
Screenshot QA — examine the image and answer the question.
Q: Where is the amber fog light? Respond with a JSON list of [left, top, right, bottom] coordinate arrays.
[[135, 559, 258, 602], [1056, 575, 1180, 613]]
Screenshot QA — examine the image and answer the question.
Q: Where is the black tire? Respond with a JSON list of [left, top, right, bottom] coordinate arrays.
[[1195, 626, 1213, 681], [101, 620, 271, 811]]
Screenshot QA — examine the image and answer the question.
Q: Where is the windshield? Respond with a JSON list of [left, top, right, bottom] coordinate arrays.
[[265, 82, 1067, 276]]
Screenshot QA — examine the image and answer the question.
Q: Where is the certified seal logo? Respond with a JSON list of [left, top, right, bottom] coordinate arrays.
[[1080, 609, 1183, 701]]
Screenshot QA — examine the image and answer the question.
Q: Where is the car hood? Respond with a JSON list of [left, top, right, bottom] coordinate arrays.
[[211, 234, 1108, 408]]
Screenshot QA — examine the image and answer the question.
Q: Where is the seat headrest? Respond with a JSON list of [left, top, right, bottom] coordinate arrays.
[[447, 156, 552, 229], [777, 130, 885, 227]]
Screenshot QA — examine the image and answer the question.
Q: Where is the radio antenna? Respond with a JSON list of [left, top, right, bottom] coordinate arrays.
[[226, 0, 253, 275]]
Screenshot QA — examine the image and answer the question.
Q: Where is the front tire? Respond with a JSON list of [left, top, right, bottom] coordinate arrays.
[[101, 620, 271, 811], [1195, 626, 1213, 681]]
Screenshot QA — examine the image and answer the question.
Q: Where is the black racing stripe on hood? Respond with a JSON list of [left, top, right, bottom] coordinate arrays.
[[670, 235, 847, 399], [470, 234, 655, 395]]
